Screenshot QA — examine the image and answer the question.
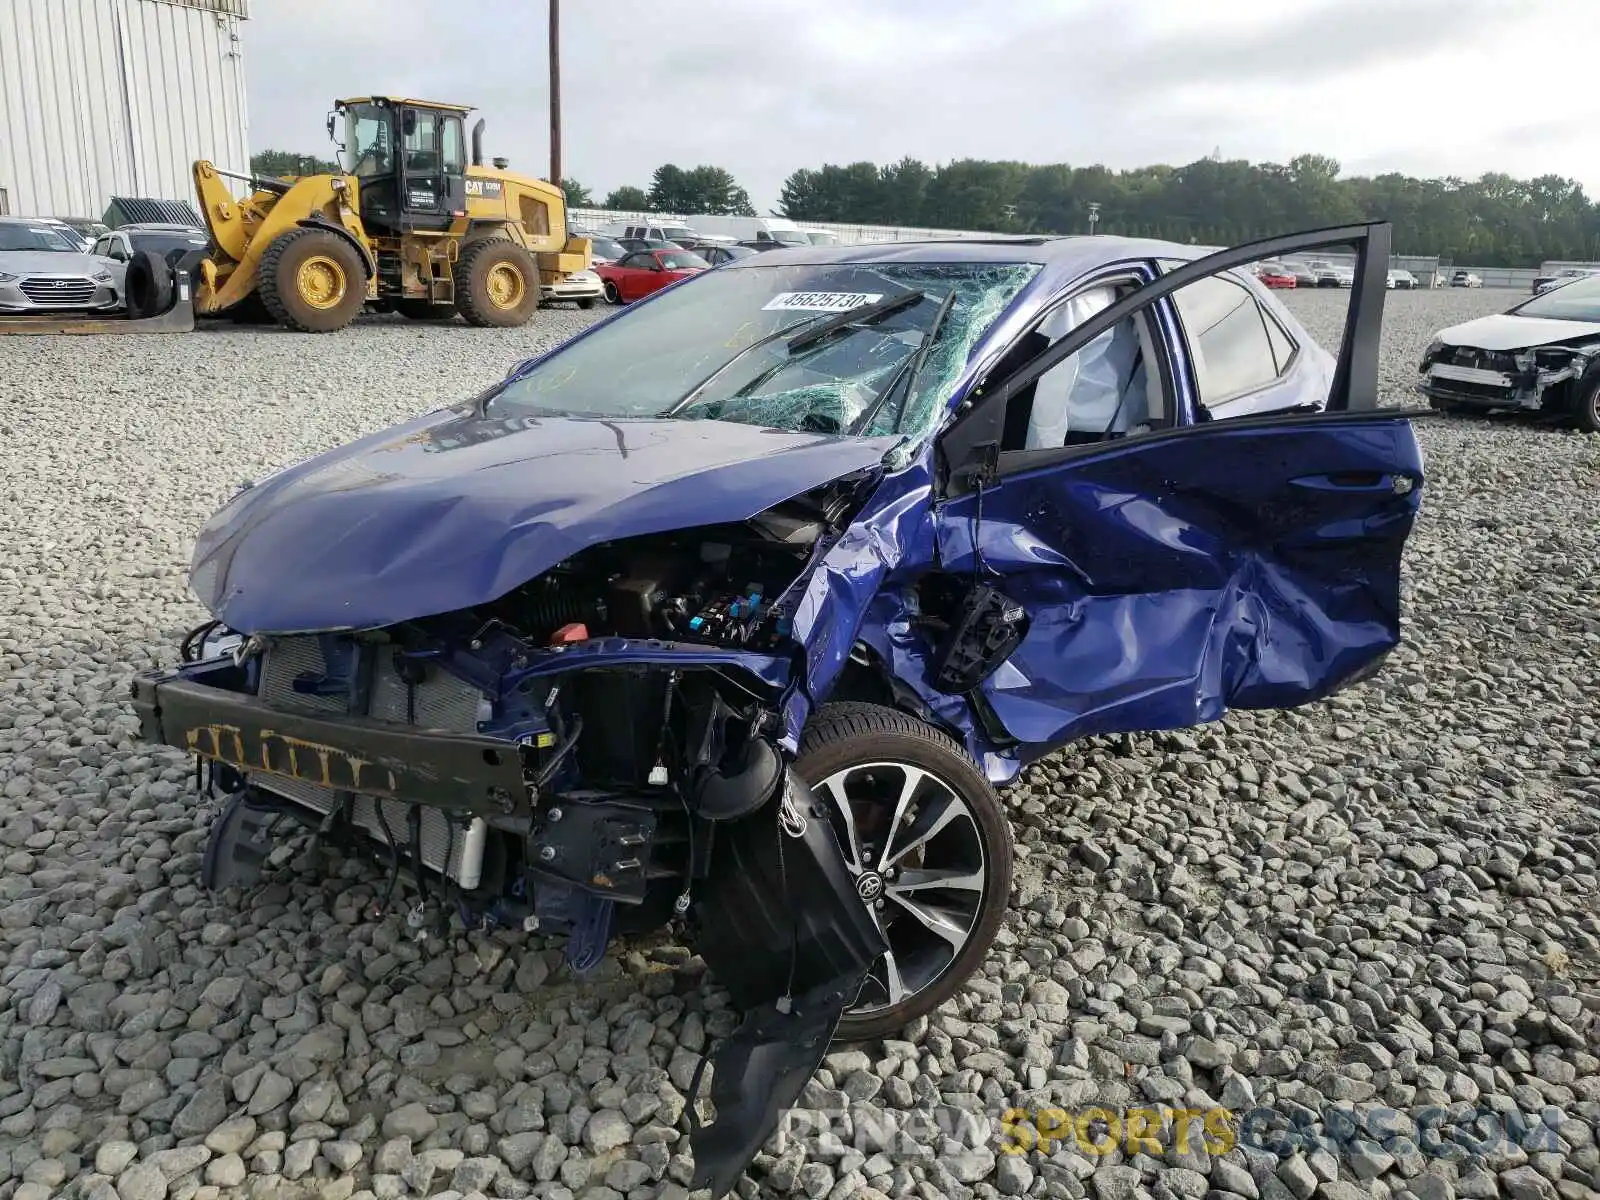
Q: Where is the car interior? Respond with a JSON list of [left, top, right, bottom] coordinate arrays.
[[998, 281, 1163, 450]]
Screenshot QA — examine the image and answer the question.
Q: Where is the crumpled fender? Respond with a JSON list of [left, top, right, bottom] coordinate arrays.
[[779, 464, 940, 743]]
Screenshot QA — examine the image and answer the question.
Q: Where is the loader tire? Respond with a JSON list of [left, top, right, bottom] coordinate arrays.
[[258, 228, 366, 333], [455, 239, 539, 328], [124, 250, 173, 320], [396, 299, 457, 322]]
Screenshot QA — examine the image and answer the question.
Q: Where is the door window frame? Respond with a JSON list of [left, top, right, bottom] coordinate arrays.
[[936, 222, 1395, 498]]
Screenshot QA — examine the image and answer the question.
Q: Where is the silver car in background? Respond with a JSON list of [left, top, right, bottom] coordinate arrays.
[[0, 218, 119, 312]]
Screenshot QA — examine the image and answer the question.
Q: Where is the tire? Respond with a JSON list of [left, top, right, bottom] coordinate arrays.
[[455, 238, 540, 328], [577, 297, 597, 310], [794, 702, 1013, 1042], [123, 250, 173, 320], [258, 228, 367, 332], [603, 280, 623, 305], [395, 299, 456, 322], [1573, 377, 1600, 434]]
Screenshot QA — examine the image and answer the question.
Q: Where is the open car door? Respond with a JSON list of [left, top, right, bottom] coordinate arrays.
[[931, 223, 1424, 752]]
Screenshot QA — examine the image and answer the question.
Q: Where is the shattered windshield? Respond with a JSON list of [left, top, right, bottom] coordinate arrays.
[[1514, 276, 1600, 321], [490, 261, 1039, 441]]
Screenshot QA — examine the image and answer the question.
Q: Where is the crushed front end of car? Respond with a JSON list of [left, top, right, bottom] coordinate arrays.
[[1418, 336, 1600, 416], [129, 408, 917, 1197], [1418, 283, 1600, 429]]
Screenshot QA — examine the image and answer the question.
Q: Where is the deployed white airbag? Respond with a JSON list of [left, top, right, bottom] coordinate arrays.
[[1025, 288, 1146, 448]]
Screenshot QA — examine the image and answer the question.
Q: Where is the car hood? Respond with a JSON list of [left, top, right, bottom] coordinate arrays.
[[0, 251, 105, 274], [191, 407, 897, 634], [1435, 312, 1600, 352]]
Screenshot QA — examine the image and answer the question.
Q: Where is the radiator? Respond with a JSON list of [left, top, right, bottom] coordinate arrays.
[[250, 636, 490, 889]]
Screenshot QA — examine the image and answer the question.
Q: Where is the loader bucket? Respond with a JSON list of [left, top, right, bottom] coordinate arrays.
[[0, 269, 196, 336]]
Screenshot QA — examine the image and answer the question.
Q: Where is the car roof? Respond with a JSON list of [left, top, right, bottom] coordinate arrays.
[[719, 233, 1222, 278], [717, 233, 1322, 380]]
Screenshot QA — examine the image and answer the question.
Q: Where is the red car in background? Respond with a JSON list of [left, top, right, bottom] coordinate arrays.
[[597, 249, 710, 304], [1253, 261, 1297, 289]]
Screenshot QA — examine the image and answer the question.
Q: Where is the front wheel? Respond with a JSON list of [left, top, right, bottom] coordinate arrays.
[[603, 280, 622, 305], [577, 297, 597, 310], [455, 239, 540, 328], [257, 227, 367, 332], [1573, 378, 1600, 434], [795, 702, 1013, 1042]]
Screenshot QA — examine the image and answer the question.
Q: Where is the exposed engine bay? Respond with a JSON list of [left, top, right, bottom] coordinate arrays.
[[131, 481, 893, 1197]]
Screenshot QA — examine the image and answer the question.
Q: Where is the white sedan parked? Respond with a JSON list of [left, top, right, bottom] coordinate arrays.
[[540, 268, 603, 309]]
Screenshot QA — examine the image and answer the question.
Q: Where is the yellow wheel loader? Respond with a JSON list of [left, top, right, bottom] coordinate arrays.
[[192, 97, 590, 333]]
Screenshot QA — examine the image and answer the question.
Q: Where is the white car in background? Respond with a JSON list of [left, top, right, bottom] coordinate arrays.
[[0, 217, 119, 313], [88, 224, 209, 295], [1532, 267, 1600, 295], [1387, 269, 1418, 290], [540, 269, 603, 309]]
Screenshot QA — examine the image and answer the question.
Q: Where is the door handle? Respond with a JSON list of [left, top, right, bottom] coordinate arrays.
[[1290, 471, 1414, 495]]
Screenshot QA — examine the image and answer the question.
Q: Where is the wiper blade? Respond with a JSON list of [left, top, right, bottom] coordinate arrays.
[[663, 313, 829, 418], [848, 290, 954, 438], [785, 288, 927, 353]]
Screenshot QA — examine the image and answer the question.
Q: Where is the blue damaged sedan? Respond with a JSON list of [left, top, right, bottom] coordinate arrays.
[[132, 223, 1423, 1195]]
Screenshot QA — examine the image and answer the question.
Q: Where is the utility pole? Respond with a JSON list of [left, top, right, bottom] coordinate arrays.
[[1087, 201, 1101, 235], [548, 0, 562, 187]]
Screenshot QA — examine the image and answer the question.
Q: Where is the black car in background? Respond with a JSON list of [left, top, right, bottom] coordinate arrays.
[[683, 243, 757, 266]]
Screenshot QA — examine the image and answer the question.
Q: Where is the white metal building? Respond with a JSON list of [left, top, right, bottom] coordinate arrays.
[[0, 0, 249, 219]]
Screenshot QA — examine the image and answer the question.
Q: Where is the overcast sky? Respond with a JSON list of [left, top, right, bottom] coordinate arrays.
[[245, 0, 1599, 212]]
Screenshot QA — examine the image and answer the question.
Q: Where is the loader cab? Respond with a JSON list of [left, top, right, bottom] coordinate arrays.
[[334, 97, 469, 233]]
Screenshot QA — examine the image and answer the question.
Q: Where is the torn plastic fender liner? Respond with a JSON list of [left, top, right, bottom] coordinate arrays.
[[686, 769, 889, 1197]]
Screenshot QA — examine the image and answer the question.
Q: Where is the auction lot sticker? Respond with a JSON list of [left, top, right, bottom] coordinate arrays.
[[763, 291, 884, 312]]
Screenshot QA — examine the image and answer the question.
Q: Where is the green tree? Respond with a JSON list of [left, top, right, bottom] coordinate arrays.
[[251, 149, 340, 178], [603, 185, 650, 211], [645, 164, 756, 215], [774, 151, 1600, 266], [560, 178, 594, 206]]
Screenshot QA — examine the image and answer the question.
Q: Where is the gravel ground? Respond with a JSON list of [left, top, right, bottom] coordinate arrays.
[[0, 289, 1596, 1200]]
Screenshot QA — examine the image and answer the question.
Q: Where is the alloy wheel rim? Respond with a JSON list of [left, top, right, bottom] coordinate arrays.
[[815, 760, 987, 1017]]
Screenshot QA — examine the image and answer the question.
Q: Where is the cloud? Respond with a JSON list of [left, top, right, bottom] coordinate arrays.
[[242, 0, 1600, 210]]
